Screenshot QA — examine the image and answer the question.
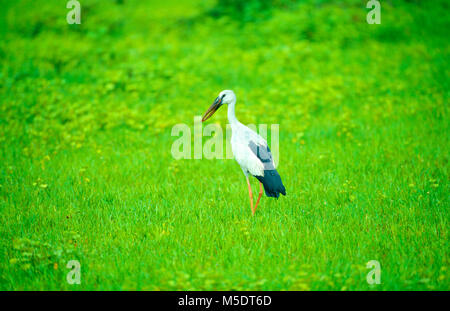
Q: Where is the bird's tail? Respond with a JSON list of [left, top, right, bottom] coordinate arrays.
[[255, 169, 286, 199]]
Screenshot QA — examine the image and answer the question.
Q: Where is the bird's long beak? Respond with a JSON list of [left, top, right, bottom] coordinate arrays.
[[202, 97, 222, 122]]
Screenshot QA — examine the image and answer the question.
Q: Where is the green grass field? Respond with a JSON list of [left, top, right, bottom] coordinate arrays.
[[0, 0, 448, 290]]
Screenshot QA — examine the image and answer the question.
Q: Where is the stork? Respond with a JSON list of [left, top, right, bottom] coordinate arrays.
[[202, 90, 286, 215]]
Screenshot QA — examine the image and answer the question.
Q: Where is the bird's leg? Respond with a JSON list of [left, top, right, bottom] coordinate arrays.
[[246, 177, 254, 214], [253, 182, 263, 214]]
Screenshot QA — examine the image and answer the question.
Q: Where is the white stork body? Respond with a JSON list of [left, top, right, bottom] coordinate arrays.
[[202, 90, 286, 215], [229, 114, 265, 178]]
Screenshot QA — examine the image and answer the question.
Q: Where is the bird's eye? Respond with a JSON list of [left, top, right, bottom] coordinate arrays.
[[221, 94, 226, 99]]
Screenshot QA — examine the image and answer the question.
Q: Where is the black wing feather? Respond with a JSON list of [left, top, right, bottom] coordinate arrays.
[[248, 141, 286, 198]]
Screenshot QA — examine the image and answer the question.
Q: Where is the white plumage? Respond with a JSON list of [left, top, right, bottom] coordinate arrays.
[[230, 121, 267, 177], [202, 90, 286, 215]]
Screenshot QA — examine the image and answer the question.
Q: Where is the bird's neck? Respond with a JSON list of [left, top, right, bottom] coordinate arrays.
[[227, 100, 239, 125]]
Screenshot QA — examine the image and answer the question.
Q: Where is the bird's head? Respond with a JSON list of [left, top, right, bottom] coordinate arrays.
[[202, 90, 236, 122]]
